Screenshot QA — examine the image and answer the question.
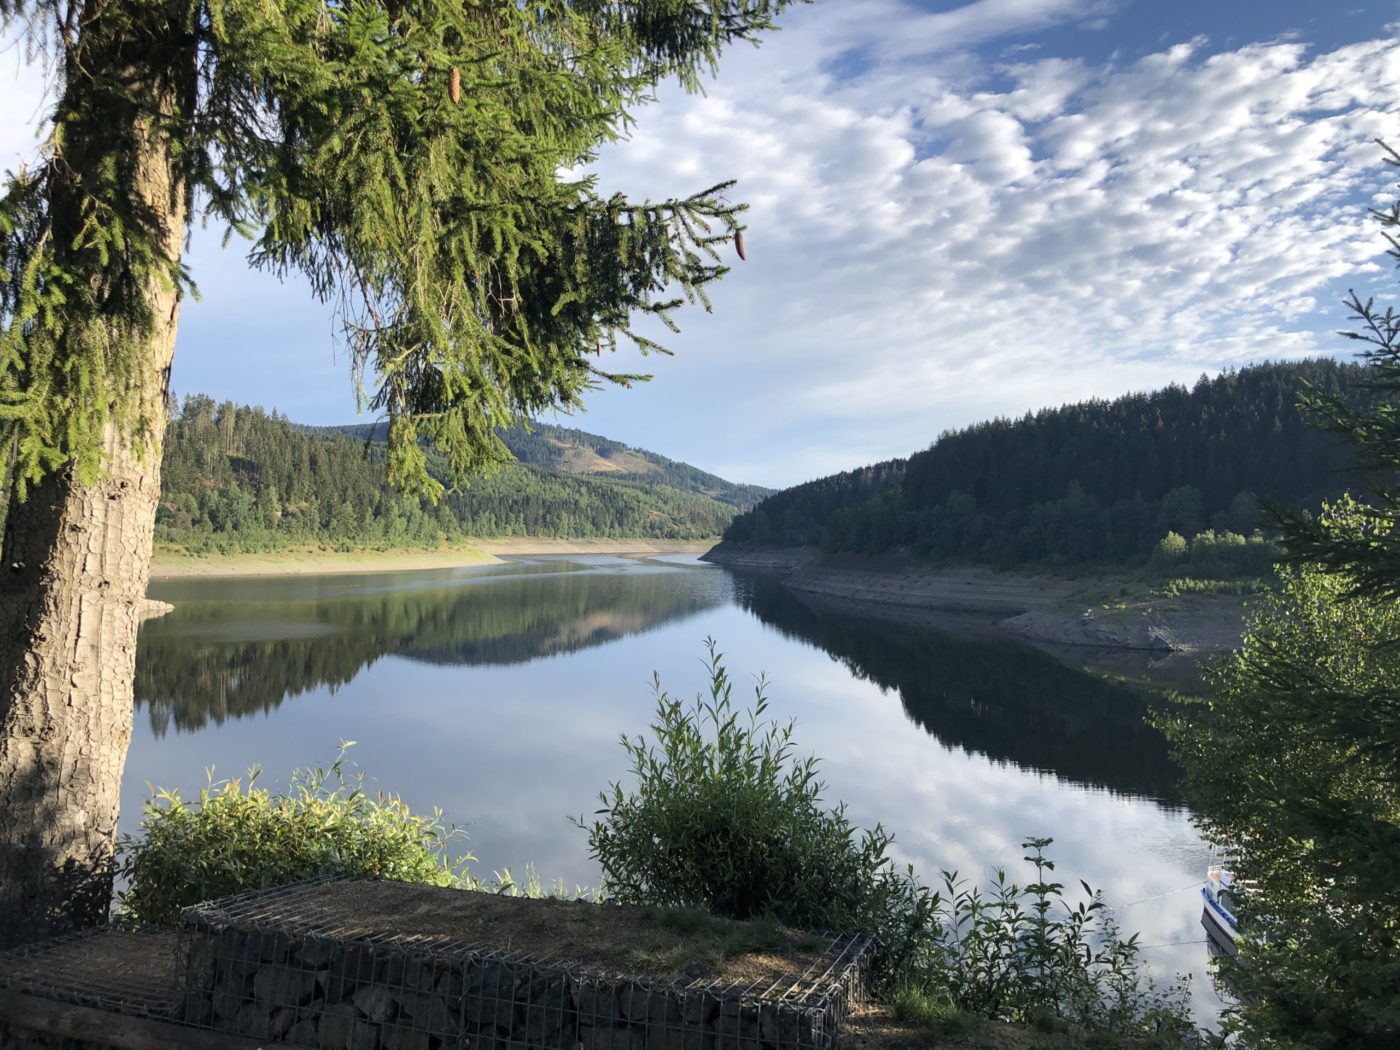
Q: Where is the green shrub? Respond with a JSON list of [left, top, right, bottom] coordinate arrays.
[[117, 747, 473, 924], [1159, 576, 1270, 597], [582, 642, 1193, 1042], [578, 639, 939, 980], [907, 839, 1191, 1038]]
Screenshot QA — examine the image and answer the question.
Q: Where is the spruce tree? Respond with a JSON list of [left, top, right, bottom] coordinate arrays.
[[0, 0, 797, 947]]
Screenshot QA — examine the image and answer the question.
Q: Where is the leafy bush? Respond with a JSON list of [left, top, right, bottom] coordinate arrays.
[[583, 642, 1193, 1041], [1160, 525, 1400, 1047], [904, 839, 1191, 1038], [579, 639, 939, 979], [1159, 576, 1270, 597], [117, 747, 473, 924]]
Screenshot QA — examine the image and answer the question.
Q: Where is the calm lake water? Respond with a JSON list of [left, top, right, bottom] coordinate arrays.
[[133, 554, 1225, 1022]]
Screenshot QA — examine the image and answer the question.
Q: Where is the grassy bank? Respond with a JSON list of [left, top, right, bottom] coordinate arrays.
[[149, 538, 714, 578]]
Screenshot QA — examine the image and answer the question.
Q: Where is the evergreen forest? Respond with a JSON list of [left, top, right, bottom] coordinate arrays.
[[156, 396, 755, 552], [723, 360, 1378, 571], [327, 420, 770, 509]]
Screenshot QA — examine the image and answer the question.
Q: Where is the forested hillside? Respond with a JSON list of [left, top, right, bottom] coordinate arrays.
[[328, 421, 770, 509], [156, 397, 745, 551], [722, 360, 1379, 568]]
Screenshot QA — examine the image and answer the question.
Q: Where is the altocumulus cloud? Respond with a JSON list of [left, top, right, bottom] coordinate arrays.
[[4, 5, 1400, 487], [587, 4, 1400, 486]]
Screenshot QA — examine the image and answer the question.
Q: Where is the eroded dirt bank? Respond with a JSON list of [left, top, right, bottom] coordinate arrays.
[[703, 544, 1249, 652]]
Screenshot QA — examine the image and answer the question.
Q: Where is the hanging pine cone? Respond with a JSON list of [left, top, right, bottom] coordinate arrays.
[[735, 230, 747, 261], [449, 67, 461, 105]]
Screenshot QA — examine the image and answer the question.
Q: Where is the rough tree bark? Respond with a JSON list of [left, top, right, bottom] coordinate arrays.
[[0, 10, 188, 949]]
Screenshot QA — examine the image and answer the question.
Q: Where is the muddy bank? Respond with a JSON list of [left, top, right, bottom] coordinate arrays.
[[704, 545, 1247, 652], [698, 543, 818, 572], [998, 603, 1246, 653]]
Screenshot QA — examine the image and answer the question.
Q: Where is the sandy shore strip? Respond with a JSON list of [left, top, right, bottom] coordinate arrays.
[[150, 538, 713, 579]]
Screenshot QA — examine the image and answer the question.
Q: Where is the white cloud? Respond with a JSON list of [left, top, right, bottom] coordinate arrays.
[[4, 6, 1400, 488], [581, 11, 1400, 485]]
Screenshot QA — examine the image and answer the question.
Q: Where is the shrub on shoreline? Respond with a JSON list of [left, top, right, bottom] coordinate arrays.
[[582, 640, 1194, 1041], [118, 747, 472, 924]]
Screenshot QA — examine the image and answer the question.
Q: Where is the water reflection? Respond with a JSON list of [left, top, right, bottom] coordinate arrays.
[[138, 559, 731, 736], [130, 557, 1220, 1025], [734, 577, 1184, 804]]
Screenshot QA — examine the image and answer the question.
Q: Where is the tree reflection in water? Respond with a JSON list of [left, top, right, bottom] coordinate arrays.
[[732, 575, 1186, 805], [136, 562, 730, 736]]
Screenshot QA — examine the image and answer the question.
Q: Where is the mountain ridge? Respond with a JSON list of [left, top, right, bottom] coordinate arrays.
[[318, 420, 770, 510], [155, 396, 767, 552]]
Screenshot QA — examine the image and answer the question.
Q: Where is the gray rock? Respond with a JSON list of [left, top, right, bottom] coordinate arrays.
[[254, 963, 320, 1008], [301, 935, 338, 968], [319, 1001, 380, 1050], [257, 931, 293, 964], [285, 1017, 318, 1045], [381, 1024, 432, 1050], [579, 1023, 646, 1050], [398, 990, 461, 1035], [574, 979, 621, 1022], [352, 982, 398, 1022], [659, 1029, 716, 1050], [648, 993, 683, 1028], [211, 989, 245, 1021], [759, 1005, 815, 1048], [715, 1006, 763, 1049], [681, 992, 718, 1026]]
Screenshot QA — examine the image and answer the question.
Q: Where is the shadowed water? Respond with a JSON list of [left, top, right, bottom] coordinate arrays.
[[131, 554, 1225, 1023]]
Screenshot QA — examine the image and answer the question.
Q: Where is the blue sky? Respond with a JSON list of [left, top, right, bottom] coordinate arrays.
[[5, 1, 1400, 488]]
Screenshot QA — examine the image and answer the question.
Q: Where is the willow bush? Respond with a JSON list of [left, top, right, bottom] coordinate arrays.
[[583, 641, 1194, 1041], [118, 747, 473, 925]]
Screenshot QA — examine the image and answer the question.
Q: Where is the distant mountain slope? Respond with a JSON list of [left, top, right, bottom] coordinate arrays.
[[720, 359, 1381, 568], [326, 420, 770, 510], [158, 397, 755, 552]]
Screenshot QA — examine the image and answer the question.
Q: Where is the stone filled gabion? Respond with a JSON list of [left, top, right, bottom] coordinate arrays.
[[174, 878, 872, 1050]]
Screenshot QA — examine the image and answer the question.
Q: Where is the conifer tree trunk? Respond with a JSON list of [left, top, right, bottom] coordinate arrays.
[[0, 15, 187, 948]]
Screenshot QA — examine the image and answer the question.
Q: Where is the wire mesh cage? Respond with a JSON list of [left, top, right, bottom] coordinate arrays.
[[173, 875, 874, 1050], [0, 924, 179, 1020]]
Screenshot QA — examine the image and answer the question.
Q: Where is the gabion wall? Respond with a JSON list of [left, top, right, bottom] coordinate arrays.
[[175, 878, 873, 1050]]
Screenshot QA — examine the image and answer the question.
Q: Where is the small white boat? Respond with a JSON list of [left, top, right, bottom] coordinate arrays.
[[1200, 864, 1239, 954]]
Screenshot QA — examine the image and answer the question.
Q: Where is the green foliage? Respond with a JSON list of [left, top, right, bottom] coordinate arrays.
[[584, 642, 1192, 1041], [579, 639, 931, 964], [1, 1, 800, 495], [1162, 152, 1400, 1047], [724, 360, 1368, 568], [117, 747, 473, 925], [1274, 162, 1400, 599], [330, 418, 771, 510], [1148, 529, 1279, 581], [1157, 576, 1268, 598], [889, 985, 975, 1038], [902, 841, 1190, 1039], [155, 394, 737, 550], [1153, 531, 1187, 562], [1160, 500, 1400, 1047]]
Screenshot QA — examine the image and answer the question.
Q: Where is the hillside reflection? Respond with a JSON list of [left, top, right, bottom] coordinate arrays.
[[135, 562, 728, 736], [733, 577, 1183, 803]]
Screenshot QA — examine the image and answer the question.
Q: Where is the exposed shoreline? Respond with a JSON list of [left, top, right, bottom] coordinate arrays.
[[149, 539, 713, 579], [702, 543, 1249, 653]]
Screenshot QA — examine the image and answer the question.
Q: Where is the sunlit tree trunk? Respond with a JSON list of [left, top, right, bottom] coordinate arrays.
[[0, 13, 187, 947]]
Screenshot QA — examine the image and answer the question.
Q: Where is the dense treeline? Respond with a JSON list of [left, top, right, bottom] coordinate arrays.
[[158, 396, 740, 551], [725, 360, 1378, 568], [328, 420, 770, 509]]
